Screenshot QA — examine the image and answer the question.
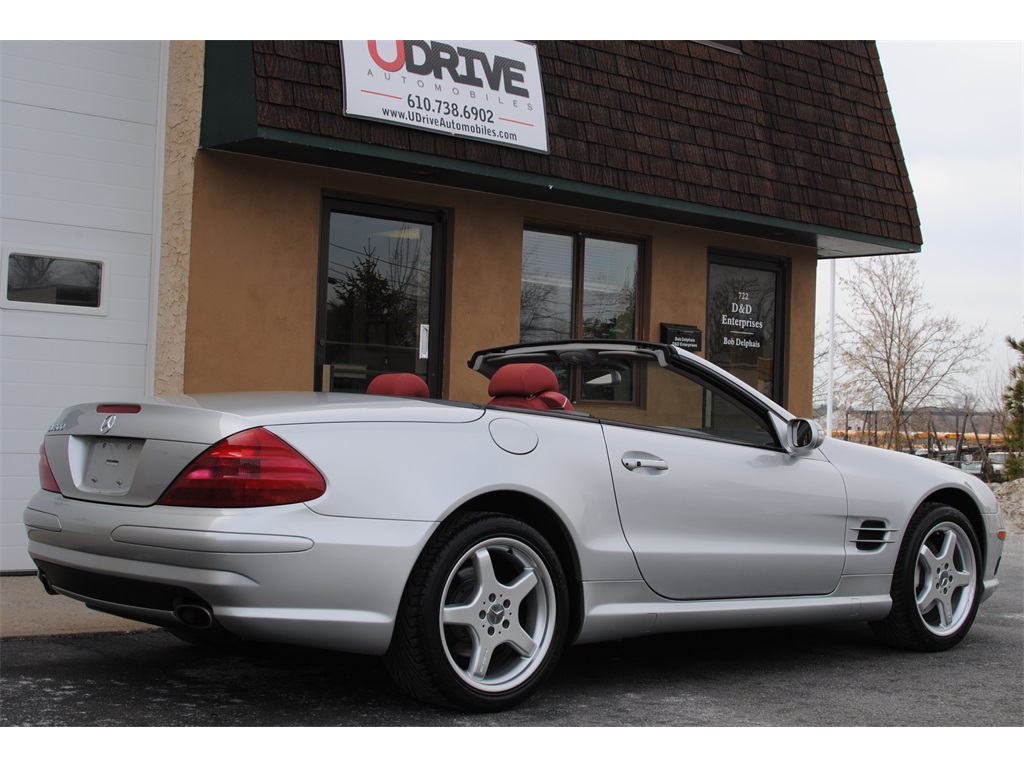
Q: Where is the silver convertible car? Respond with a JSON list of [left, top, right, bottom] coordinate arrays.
[[25, 340, 1006, 711]]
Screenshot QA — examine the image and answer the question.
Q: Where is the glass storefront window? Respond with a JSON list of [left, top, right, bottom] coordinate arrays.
[[582, 238, 638, 341], [520, 231, 573, 342], [521, 231, 638, 344], [520, 229, 640, 403], [317, 203, 442, 395]]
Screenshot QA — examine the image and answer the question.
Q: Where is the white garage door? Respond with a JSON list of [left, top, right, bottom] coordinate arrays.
[[0, 41, 167, 571]]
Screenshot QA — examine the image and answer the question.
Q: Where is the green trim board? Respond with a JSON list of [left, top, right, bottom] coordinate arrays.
[[200, 41, 258, 149]]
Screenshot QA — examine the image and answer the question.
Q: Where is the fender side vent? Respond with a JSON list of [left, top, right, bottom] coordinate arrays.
[[851, 520, 896, 551]]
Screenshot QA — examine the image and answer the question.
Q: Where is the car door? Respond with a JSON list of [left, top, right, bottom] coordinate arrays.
[[599, 364, 848, 601]]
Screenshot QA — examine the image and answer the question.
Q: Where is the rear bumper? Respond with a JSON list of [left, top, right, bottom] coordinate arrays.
[[24, 491, 435, 655]]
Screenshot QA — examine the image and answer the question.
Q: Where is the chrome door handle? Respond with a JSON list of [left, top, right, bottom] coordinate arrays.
[[622, 455, 669, 472]]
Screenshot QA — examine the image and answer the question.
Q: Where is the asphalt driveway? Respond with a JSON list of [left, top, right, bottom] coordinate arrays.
[[2, 538, 1020, 726]]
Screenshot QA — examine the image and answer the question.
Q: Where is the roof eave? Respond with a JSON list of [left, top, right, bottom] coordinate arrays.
[[202, 127, 921, 260]]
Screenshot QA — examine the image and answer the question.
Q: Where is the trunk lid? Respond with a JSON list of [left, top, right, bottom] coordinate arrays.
[[42, 393, 482, 506]]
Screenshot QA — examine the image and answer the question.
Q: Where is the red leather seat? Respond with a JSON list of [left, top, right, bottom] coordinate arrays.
[[367, 373, 430, 398], [487, 364, 574, 412]]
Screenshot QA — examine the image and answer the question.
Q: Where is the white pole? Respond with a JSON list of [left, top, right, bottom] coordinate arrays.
[[826, 259, 836, 435]]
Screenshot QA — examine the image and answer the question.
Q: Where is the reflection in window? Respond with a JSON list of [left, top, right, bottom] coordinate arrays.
[[520, 231, 573, 342], [520, 230, 640, 403], [582, 239, 637, 341], [321, 211, 433, 392], [5, 253, 102, 308], [520, 231, 637, 343]]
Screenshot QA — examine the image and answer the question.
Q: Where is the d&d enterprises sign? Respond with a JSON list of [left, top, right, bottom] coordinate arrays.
[[706, 258, 782, 400], [340, 40, 549, 153]]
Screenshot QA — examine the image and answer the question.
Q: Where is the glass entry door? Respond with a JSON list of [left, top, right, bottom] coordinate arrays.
[[705, 253, 785, 403], [316, 200, 444, 395]]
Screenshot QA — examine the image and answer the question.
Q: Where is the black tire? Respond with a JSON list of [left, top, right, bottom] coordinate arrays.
[[385, 512, 569, 712], [871, 504, 982, 651]]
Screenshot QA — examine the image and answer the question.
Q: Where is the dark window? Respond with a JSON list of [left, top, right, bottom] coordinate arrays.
[[5, 253, 102, 308]]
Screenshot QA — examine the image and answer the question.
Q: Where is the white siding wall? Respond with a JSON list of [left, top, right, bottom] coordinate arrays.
[[0, 41, 166, 571]]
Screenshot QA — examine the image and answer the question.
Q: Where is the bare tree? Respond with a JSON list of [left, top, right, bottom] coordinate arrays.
[[520, 279, 564, 342], [838, 254, 987, 451], [812, 325, 835, 409], [974, 363, 1011, 447]]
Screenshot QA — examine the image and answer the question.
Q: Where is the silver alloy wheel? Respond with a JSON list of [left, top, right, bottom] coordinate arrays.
[[438, 536, 558, 693], [914, 519, 977, 637]]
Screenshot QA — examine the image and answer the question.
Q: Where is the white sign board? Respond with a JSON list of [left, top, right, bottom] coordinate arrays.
[[341, 40, 549, 153]]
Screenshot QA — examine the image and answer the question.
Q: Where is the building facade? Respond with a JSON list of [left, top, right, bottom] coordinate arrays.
[[180, 40, 919, 406], [0, 40, 921, 571]]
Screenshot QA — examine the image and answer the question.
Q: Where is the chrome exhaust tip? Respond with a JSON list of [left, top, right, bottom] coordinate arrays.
[[37, 571, 57, 596], [173, 604, 214, 629]]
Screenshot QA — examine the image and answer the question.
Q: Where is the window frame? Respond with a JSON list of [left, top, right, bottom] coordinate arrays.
[[1, 246, 110, 317], [314, 196, 448, 396], [520, 226, 647, 406], [705, 249, 787, 405]]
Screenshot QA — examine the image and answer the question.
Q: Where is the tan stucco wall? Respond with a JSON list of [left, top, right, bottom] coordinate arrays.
[[184, 154, 535, 393], [183, 150, 817, 414], [182, 145, 815, 417], [158, 40, 818, 413], [185, 153, 322, 392], [445, 196, 526, 403], [155, 40, 204, 397]]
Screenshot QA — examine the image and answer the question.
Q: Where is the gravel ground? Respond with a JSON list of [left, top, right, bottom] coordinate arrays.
[[991, 479, 1024, 533]]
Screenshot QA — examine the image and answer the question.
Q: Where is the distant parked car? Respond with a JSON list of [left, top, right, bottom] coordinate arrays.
[[961, 452, 1012, 481], [960, 459, 984, 477], [24, 339, 1008, 711], [988, 452, 1011, 480]]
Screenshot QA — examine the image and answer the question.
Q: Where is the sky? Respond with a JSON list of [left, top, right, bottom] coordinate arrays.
[[816, 40, 1024, 401]]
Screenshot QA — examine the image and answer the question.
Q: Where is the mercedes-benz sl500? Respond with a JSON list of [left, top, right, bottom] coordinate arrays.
[[25, 340, 1006, 711]]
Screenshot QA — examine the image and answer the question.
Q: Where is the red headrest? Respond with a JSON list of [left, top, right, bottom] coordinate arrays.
[[488, 363, 560, 398], [487, 364, 573, 411], [367, 373, 429, 398]]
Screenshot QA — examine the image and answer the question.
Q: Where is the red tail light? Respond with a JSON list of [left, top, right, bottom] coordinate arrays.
[[39, 443, 61, 494], [157, 428, 326, 508]]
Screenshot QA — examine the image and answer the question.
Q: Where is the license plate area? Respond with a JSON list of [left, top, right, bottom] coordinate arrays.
[[79, 437, 145, 495]]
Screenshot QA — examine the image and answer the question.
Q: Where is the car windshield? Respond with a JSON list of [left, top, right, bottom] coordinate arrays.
[[570, 357, 775, 445], [481, 346, 777, 448]]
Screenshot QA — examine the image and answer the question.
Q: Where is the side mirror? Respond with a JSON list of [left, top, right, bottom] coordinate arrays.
[[787, 418, 825, 452]]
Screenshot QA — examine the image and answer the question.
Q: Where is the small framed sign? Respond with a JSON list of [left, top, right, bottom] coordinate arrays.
[[661, 323, 702, 353]]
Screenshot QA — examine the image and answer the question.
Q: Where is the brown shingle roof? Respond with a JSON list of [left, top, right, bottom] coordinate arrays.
[[237, 40, 920, 252]]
